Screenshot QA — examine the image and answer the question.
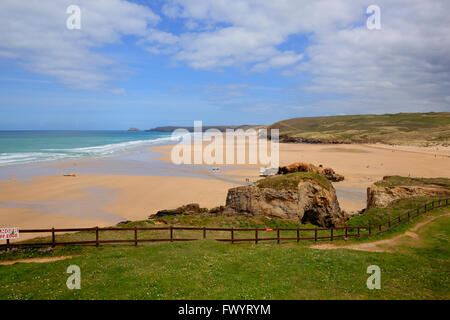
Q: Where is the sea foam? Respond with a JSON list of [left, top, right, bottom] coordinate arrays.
[[0, 134, 182, 166]]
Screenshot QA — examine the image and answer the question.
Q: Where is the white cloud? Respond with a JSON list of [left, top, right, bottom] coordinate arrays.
[[154, 0, 450, 113], [0, 0, 159, 91], [1, 0, 449, 114], [252, 51, 303, 72], [294, 0, 450, 112], [203, 83, 251, 102], [153, 0, 363, 71], [141, 28, 180, 55]]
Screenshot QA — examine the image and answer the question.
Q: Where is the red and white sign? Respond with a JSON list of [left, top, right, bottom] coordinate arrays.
[[0, 227, 19, 240]]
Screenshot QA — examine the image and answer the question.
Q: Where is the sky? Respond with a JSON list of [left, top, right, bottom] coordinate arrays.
[[0, 0, 449, 130]]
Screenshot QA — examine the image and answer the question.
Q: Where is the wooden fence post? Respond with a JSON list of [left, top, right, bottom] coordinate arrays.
[[52, 227, 55, 248], [96, 227, 99, 247], [9, 199, 449, 249]]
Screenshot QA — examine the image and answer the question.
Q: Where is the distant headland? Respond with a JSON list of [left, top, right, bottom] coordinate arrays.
[[146, 125, 259, 132], [139, 112, 449, 146]]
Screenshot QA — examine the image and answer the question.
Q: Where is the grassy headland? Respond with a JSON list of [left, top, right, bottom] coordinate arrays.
[[374, 176, 450, 190], [256, 172, 332, 191], [146, 125, 258, 132], [268, 112, 450, 145]]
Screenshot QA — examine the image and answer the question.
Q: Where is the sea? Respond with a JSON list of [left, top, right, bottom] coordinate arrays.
[[0, 131, 178, 167]]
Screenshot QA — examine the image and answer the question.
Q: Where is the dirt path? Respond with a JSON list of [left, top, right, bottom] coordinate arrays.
[[0, 255, 75, 266], [310, 213, 450, 253]]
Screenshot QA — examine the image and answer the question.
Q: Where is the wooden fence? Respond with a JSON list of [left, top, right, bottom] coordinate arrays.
[[1, 197, 449, 250]]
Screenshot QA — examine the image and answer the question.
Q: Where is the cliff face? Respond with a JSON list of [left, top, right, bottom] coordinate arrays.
[[225, 186, 302, 220], [225, 178, 346, 227], [367, 185, 450, 209], [149, 172, 346, 227]]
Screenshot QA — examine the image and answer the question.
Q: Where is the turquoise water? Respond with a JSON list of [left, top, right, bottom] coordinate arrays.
[[0, 131, 176, 166]]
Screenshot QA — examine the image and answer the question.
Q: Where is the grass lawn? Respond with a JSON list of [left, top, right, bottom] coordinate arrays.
[[0, 199, 449, 300], [347, 196, 448, 227]]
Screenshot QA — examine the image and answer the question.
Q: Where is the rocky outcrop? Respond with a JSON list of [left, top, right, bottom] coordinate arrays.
[[367, 185, 450, 209], [224, 179, 346, 227], [128, 127, 140, 132], [277, 135, 350, 144], [151, 203, 209, 218], [116, 220, 131, 226], [278, 162, 344, 182], [224, 186, 302, 220], [148, 169, 348, 227]]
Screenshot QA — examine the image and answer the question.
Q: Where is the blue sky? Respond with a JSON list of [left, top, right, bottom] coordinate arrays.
[[0, 0, 449, 130]]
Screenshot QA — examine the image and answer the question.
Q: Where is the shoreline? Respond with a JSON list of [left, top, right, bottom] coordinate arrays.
[[1, 141, 449, 241]]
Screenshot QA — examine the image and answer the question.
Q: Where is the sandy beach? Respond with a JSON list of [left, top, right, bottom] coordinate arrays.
[[1, 140, 449, 240], [151, 142, 450, 211]]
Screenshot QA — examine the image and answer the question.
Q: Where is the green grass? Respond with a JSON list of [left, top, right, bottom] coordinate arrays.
[[151, 214, 308, 229], [411, 215, 450, 261], [1, 196, 446, 257], [0, 199, 449, 299], [269, 112, 450, 145], [1, 215, 449, 299], [347, 196, 448, 227], [256, 172, 332, 191], [374, 176, 450, 190]]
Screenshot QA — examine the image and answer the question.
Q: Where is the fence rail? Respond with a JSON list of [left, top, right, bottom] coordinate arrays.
[[1, 197, 449, 249]]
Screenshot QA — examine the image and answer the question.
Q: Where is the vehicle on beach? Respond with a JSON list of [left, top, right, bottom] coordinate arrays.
[[259, 167, 278, 177]]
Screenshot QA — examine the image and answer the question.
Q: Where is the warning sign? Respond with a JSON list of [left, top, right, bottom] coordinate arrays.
[[0, 227, 19, 240]]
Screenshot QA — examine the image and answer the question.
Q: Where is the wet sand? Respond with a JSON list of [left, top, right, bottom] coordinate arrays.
[[151, 142, 450, 212], [0, 141, 449, 240], [0, 173, 236, 240]]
